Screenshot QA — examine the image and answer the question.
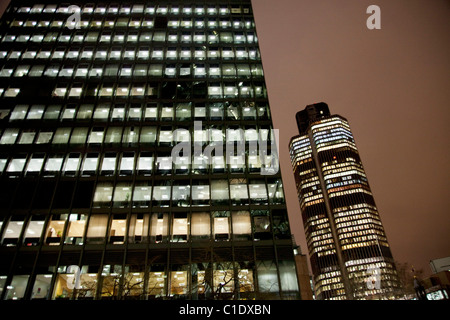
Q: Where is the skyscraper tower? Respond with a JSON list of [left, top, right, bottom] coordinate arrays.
[[0, 0, 299, 300], [289, 103, 401, 300]]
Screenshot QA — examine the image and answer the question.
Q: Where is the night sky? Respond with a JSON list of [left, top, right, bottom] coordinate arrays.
[[252, 0, 450, 277], [0, 0, 448, 278]]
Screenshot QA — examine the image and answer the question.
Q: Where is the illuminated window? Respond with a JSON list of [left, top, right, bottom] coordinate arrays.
[[137, 152, 153, 175], [86, 214, 108, 244], [14, 65, 30, 77], [25, 154, 44, 174], [191, 212, 210, 240], [4, 275, 29, 300], [2, 217, 25, 246], [0, 128, 19, 144], [170, 270, 188, 295], [70, 128, 88, 145], [81, 153, 99, 175], [113, 183, 133, 208], [44, 155, 64, 173], [4, 88, 20, 97], [18, 130, 35, 144], [100, 154, 116, 176], [232, 211, 251, 240], [109, 214, 127, 244], [23, 216, 45, 246], [119, 153, 135, 175], [150, 213, 168, 243], [64, 214, 86, 245]]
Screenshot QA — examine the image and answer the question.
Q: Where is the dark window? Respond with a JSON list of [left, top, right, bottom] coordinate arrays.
[[72, 181, 94, 208]]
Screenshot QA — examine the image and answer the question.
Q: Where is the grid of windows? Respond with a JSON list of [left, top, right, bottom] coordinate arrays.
[[0, 0, 299, 300], [289, 107, 402, 300], [0, 209, 291, 247]]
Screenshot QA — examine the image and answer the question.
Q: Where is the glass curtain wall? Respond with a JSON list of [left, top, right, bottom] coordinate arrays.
[[0, 0, 298, 301]]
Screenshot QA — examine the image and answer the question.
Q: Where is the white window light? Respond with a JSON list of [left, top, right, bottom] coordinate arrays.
[[4, 88, 20, 97]]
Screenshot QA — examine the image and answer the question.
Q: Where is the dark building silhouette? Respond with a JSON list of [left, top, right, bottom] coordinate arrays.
[[289, 103, 402, 300]]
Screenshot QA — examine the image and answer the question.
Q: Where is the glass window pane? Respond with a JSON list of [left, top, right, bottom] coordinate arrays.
[[63, 154, 80, 174], [44, 156, 64, 172], [150, 213, 168, 243], [7, 157, 26, 173], [2, 220, 25, 243], [100, 155, 116, 175], [10, 105, 28, 121], [77, 104, 93, 120], [112, 107, 125, 121], [230, 183, 248, 205], [158, 130, 173, 146], [148, 64, 163, 77], [93, 105, 110, 120], [152, 186, 171, 204], [23, 218, 45, 246], [128, 107, 142, 120], [222, 64, 236, 78], [155, 156, 172, 174], [29, 65, 44, 77], [129, 213, 149, 243], [109, 215, 127, 244], [44, 214, 67, 245], [257, 261, 279, 293], [191, 212, 210, 240], [172, 213, 188, 242], [213, 212, 230, 240], [88, 128, 104, 144], [0, 158, 6, 173], [70, 128, 88, 144], [161, 107, 174, 121], [25, 157, 44, 173], [35, 131, 52, 144], [93, 183, 113, 207], [268, 180, 285, 204], [172, 185, 190, 204], [140, 127, 157, 145], [14, 65, 30, 77], [105, 127, 122, 145], [211, 180, 229, 204], [52, 128, 71, 144], [64, 214, 86, 245], [86, 214, 108, 244], [61, 106, 76, 120], [232, 211, 251, 240], [133, 184, 152, 207], [18, 131, 36, 144], [119, 153, 134, 175], [0, 128, 19, 144], [176, 103, 191, 121], [113, 183, 132, 207], [4, 275, 29, 300], [82, 154, 99, 173], [31, 274, 53, 299], [44, 105, 61, 120], [192, 185, 209, 205], [137, 153, 153, 175], [237, 64, 250, 78]]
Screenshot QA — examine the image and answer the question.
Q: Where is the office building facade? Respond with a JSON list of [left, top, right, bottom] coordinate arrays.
[[0, 0, 299, 300], [289, 103, 401, 300]]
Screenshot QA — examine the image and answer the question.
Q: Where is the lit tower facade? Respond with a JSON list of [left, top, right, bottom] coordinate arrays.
[[289, 103, 401, 300], [0, 0, 299, 300]]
